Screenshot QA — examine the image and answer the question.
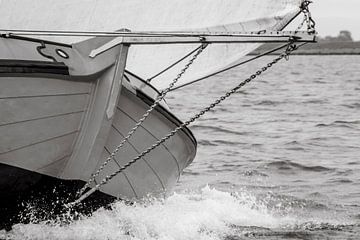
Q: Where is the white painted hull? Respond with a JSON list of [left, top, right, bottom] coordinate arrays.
[[95, 74, 196, 199], [0, 35, 196, 201]]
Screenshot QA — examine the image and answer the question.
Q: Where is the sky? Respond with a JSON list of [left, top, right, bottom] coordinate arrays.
[[306, 0, 360, 40]]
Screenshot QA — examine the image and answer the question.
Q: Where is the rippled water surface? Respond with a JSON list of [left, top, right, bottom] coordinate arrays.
[[2, 55, 360, 239]]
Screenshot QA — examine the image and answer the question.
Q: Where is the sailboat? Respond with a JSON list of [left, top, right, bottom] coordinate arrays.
[[0, 0, 315, 227]]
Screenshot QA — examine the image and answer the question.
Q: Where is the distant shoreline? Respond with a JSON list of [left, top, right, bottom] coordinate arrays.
[[250, 41, 360, 55]]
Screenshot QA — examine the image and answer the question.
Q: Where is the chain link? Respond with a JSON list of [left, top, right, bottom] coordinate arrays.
[[299, 0, 316, 33], [77, 43, 208, 197], [69, 0, 316, 207], [68, 42, 298, 207]]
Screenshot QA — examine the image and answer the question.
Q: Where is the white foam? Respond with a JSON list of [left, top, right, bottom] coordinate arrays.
[[0, 186, 349, 240]]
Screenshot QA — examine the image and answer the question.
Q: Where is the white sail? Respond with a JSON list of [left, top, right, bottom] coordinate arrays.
[[0, 0, 304, 89]]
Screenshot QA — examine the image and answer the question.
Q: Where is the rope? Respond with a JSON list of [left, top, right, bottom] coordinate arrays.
[[66, 0, 316, 207], [146, 45, 204, 83], [170, 1, 316, 92], [169, 43, 292, 92], [67, 42, 300, 207], [76, 43, 208, 197], [299, 0, 316, 33]]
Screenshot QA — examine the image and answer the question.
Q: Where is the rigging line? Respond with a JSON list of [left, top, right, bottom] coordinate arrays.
[[67, 41, 301, 207], [147, 45, 203, 83], [76, 43, 208, 197], [169, 42, 293, 92]]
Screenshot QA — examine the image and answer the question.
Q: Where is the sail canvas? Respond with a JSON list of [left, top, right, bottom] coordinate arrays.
[[0, 0, 304, 88]]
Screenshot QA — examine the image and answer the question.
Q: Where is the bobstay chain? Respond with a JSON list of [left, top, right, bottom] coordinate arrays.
[[67, 42, 303, 208], [67, 1, 317, 208]]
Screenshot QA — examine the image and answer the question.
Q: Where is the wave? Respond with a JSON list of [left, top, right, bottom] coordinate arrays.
[[265, 160, 333, 173], [341, 103, 360, 109], [302, 99, 328, 104], [327, 178, 353, 184], [243, 170, 268, 177], [197, 139, 244, 147], [213, 140, 244, 146], [2, 187, 355, 240], [191, 125, 248, 136], [258, 192, 329, 211], [197, 140, 218, 146], [254, 100, 282, 106], [315, 120, 360, 129]]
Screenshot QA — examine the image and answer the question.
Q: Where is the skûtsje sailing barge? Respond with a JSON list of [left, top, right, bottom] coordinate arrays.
[[0, 0, 316, 228]]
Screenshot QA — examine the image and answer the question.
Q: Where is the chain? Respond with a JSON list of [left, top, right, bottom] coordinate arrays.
[[299, 0, 316, 33], [77, 43, 208, 197], [296, 13, 307, 32], [69, 0, 316, 207], [68, 42, 299, 207]]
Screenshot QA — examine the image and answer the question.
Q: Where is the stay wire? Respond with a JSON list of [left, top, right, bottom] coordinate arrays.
[[170, 43, 292, 92], [76, 43, 208, 198], [147, 45, 205, 83], [68, 41, 301, 207]]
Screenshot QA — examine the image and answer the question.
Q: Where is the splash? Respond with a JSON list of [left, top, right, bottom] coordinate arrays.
[[0, 186, 353, 240]]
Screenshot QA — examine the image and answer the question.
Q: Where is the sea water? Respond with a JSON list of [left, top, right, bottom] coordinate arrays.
[[1, 55, 359, 239]]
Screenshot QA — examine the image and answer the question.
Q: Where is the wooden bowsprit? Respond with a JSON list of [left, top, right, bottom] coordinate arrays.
[[87, 30, 316, 57]]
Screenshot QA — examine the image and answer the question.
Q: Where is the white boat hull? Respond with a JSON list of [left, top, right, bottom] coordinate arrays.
[[0, 35, 196, 205]]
